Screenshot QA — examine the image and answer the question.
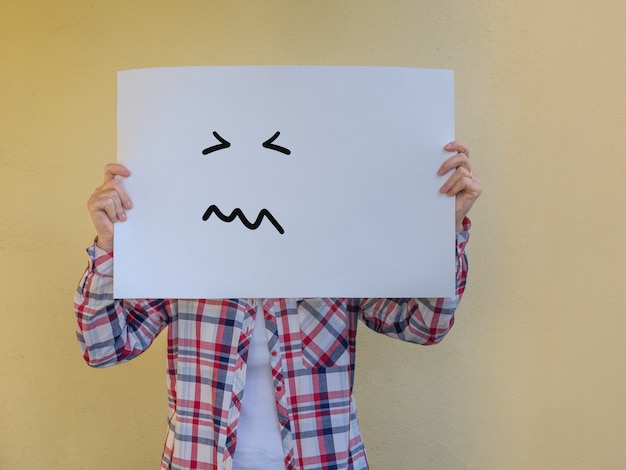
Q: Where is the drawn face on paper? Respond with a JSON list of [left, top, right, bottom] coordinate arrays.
[[201, 131, 291, 234]]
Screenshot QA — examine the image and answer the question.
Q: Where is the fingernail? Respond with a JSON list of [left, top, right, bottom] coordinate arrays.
[[125, 200, 133, 209]]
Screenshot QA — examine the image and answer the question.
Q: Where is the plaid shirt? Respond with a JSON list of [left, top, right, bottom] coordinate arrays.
[[74, 219, 470, 470]]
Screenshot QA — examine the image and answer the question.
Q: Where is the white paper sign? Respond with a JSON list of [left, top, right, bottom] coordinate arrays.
[[114, 66, 455, 299]]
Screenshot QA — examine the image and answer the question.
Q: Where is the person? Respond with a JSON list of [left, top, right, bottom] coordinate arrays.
[[74, 141, 481, 470]]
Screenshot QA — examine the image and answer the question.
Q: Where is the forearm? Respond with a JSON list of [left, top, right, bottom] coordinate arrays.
[[74, 243, 169, 367], [358, 218, 470, 344]]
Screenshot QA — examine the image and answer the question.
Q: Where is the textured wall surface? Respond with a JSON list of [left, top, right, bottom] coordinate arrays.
[[1, 1, 625, 468]]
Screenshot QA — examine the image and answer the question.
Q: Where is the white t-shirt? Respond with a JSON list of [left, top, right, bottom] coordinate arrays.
[[232, 301, 285, 470]]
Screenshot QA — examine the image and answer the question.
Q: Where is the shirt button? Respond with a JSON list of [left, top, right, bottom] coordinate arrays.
[[271, 351, 277, 357], [276, 385, 282, 392]]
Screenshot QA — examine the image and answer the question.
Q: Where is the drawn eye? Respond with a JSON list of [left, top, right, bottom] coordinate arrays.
[[202, 131, 231, 155], [262, 131, 291, 155]]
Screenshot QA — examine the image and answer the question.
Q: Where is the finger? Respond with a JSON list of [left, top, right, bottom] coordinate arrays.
[[88, 189, 126, 223], [99, 171, 133, 209], [439, 167, 473, 194], [101, 194, 125, 222], [103, 163, 131, 183], [444, 141, 470, 158], [438, 152, 471, 176], [442, 174, 474, 197]]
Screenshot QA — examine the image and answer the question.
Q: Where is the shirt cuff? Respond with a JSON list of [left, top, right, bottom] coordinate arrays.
[[456, 217, 471, 255], [86, 241, 114, 276]]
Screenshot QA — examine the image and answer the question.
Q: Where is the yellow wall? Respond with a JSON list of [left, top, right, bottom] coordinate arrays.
[[1, 1, 625, 468]]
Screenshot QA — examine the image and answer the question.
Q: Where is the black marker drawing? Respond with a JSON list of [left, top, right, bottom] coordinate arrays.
[[202, 204, 285, 235], [201, 131, 289, 234], [202, 131, 231, 155], [262, 131, 291, 155]]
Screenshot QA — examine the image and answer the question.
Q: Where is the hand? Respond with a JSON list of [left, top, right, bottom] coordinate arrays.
[[439, 142, 482, 231], [86, 164, 132, 251]]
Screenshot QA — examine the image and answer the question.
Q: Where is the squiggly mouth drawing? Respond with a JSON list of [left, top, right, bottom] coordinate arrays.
[[202, 205, 284, 234]]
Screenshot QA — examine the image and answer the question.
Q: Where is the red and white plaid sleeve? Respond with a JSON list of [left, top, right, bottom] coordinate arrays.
[[74, 243, 170, 367], [357, 217, 471, 345]]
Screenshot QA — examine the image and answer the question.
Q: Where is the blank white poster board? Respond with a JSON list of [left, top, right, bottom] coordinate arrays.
[[114, 66, 455, 299]]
